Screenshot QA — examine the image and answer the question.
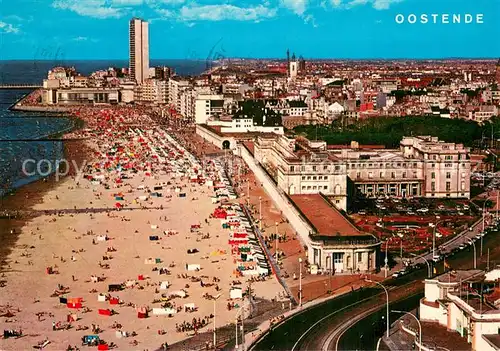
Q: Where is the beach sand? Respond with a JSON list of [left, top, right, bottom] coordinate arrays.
[[0, 109, 284, 350]]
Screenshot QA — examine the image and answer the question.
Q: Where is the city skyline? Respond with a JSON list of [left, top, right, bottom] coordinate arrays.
[[0, 0, 499, 60]]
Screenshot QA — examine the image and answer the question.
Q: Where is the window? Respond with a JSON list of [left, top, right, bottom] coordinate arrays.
[[431, 163, 435, 168], [307, 186, 311, 190], [461, 172, 466, 178], [324, 186, 328, 190], [431, 172, 435, 179], [431, 182, 435, 191], [445, 155, 452, 160], [402, 172, 406, 178], [301, 186, 306, 190], [313, 176, 317, 180], [301, 166, 305, 171], [356, 172, 361, 178], [324, 176, 328, 180], [307, 176, 311, 180], [368, 172, 373, 179], [461, 181, 465, 190], [313, 186, 317, 190], [380, 172, 384, 178], [335, 200, 339, 204], [446, 182, 451, 191], [324, 165, 328, 170], [391, 172, 395, 179], [446, 172, 451, 179], [335, 166, 340, 171], [301, 176, 305, 180], [312, 166, 317, 171], [357, 252, 362, 262], [290, 166, 295, 172]]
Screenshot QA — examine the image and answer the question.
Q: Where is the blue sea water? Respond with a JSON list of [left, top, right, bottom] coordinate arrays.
[[0, 60, 208, 197]]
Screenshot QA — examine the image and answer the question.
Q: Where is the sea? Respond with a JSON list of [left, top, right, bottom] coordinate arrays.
[[0, 60, 208, 197]]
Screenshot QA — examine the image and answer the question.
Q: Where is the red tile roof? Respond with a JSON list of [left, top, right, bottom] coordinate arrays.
[[290, 194, 363, 237]]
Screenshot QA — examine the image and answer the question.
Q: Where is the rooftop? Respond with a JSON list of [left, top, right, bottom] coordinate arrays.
[[290, 194, 364, 237], [432, 270, 485, 284], [483, 334, 500, 350]]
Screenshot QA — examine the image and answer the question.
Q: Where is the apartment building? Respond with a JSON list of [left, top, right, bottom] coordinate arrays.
[[194, 94, 225, 124], [168, 78, 190, 112], [134, 79, 167, 104]]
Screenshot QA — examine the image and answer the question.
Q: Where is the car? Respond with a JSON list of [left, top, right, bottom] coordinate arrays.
[[458, 244, 466, 250], [392, 271, 401, 278]]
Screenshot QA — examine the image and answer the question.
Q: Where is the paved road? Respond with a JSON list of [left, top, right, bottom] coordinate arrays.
[[251, 224, 500, 351]]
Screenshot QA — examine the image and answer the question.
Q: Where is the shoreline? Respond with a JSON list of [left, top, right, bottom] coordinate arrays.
[[1, 91, 87, 271], [1, 105, 286, 350]]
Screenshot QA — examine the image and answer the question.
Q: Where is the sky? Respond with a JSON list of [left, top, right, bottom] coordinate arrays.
[[0, 0, 499, 60]]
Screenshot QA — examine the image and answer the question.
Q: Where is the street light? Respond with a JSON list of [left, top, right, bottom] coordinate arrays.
[[259, 196, 262, 231], [365, 278, 389, 338], [213, 293, 222, 349], [384, 240, 389, 278], [275, 222, 279, 263], [235, 305, 245, 351], [392, 310, 422, 351], [299, 257, 303, 307], [481, 201, 486, 256], [410, 253, 431, 278], [470, 239, 477, 269]]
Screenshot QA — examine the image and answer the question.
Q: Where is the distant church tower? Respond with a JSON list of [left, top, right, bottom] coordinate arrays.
[[496, 58, 500, 85], [289, 52, 298, 79]]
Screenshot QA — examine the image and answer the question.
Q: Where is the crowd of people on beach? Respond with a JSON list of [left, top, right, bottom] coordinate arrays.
[[175, 315, 214, 333], [1, 93, 293, 351]]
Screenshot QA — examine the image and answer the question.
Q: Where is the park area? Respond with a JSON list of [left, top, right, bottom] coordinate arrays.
[[349, 197, 480, 254]]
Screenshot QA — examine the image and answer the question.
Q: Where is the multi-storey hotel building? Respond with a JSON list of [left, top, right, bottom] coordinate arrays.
[[253, 135, 471, 211]]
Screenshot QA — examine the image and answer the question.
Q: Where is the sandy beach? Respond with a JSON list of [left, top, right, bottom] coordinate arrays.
[[0, 107, 284, 351]]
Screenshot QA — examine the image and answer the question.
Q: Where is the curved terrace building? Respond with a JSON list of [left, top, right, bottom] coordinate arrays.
[[290, 194, 380, 273]]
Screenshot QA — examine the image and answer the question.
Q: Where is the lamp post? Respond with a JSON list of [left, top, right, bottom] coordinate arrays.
[[481, 201, 486, 256], [275, 222, 279, 263], [366, 278, 389, 338], [470, 239, 477, 269], [247, 181, 250, 208], [392, 310, 422, 351], [431, 218, 445, 267], [410, 253, 431, 278], [213, 293, 222, 349], [235, 305, 245, 351], [497, 188, 499, 221], [384, 240, 389, 278], [259, 196, 262, 231], [299, 257, 303, 307]]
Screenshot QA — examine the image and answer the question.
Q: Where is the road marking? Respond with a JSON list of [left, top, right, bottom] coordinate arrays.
[[333, 292, 422, 351], [291, 293, 385, 351]]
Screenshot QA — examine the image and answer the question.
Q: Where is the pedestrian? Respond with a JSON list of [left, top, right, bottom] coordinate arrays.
[[52, 321, 56, 331]]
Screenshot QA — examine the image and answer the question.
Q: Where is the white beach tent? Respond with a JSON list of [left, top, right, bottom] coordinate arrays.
[[152, 307, 177, 316], [160, 281, 170, 290], [168, 290, 187, 298], [186, 264, 201, 271], [230, 287, 243, 299]]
